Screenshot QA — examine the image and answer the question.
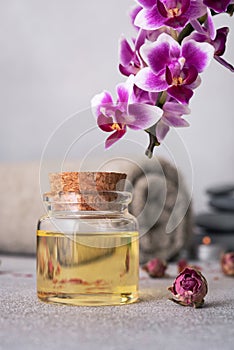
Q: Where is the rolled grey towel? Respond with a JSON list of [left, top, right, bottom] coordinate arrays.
[[102, 157, 193, 263], [130, 158, 193, 263], [0, 162, 44, 255]]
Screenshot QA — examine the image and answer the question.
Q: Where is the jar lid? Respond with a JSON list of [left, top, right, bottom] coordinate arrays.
[[47, 172, 127, 211], [49, 172, 127, 193]]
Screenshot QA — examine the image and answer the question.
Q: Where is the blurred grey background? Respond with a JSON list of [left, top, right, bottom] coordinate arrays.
[[0, 0, 233, 212]]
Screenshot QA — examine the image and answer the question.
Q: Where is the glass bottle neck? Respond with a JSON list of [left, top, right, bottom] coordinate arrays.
[[43, 191, 132, 217]]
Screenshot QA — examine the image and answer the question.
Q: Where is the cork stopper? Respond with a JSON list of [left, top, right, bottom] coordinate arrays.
[[47, 172, 127, 211], [49, 172, 126, 192]]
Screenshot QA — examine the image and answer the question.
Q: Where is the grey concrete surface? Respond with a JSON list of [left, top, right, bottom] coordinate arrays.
[[0, 256, 234, 350]]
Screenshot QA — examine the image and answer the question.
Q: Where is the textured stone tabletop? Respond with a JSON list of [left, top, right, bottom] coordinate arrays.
[[0, 255, 234, 350]]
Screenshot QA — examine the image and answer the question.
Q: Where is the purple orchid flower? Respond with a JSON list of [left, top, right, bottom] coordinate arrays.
[[134, 33, 214, 104], [119, 37, 142, 76], [91, 76, 163, 148], [188, 10, 234, 72], [156, 99, 190, 141], [134, 0, 207, 30], [213, 28, 234, 72], [203, 0, 234, 13], [119, 30, 146, 76]]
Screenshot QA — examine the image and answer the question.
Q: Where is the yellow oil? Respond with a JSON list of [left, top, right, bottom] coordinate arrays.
[[37, 230, 139, 306]]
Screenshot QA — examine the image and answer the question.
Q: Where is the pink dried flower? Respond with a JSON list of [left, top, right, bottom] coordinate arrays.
[[168, 267, 208, 308], [221, 252, 234, 276], [142, 257, 167, 278]]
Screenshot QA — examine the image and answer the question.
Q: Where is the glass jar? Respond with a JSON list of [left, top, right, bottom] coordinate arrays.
[[37, 190, 139, 306]]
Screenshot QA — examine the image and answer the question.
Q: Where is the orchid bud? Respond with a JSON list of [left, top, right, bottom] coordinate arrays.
[[221, 252, 234, 276], [168, 267, 208, 308], [142, 257, 167, 278]]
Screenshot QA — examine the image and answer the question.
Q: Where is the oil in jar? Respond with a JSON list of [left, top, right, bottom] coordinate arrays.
[[37, 230, 139, 306]]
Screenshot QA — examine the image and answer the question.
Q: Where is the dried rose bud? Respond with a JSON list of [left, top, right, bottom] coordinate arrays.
[[142, 258, 167, 278], [221, 252, 234, 276], [168, 267, 208, 308]]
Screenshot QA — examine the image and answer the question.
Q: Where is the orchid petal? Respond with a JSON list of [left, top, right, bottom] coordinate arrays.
[[204, 0, 231, 13], [127, 103, 163, 129], [166, 66, 173, 85], [117, 75, 135, 106], [135, 28, 147, 51], [116, 83, 130, 104], [190, 19, 206, 35], [214, 27, 229, 56], [164, 115, 190, 127], [187, 0, 207, 18], [167, 85, 193, 104], [119, 64, 139, 77], [105, 129, 126, 149], [91, 91, 114, 116], [97, 113, 114, 132], [135, 67, 168, 92], [164, 101, 191, 115], [182, 40, 214, 73], [140, 33, 181, 74], [189, 75, 201, 89], [136, 0, 156, 8], [130, 5, 142, 27], [134, 6, 164, 30], [156, 120, 170, 142], [149, 91, 159, 103], [206, 8, 216, 40], [147, 27, 171, 42], [119, 37, 134, 66], [183, 66, 198, 85], [141, 41, 170, 73], [181, 0, 191, 13], [133, 86, 158, 104], [186, 32, 208, 44], [114, 109, 127, 126], [157, 0, 168, 17], [164, 15, 189, 29]]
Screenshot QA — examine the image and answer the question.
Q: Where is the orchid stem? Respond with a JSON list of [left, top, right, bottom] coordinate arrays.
[[145, 131, 160, 159], [158, 91, 167, 107]]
